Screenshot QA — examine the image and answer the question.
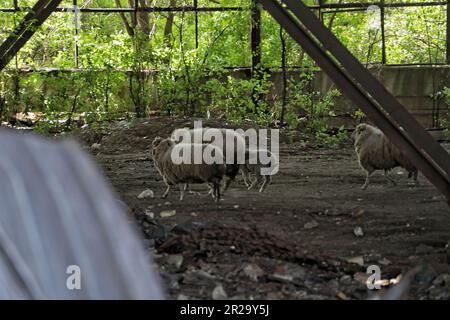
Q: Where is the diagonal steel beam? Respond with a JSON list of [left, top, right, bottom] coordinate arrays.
[[259, 0, 450, 203], [0, 0, 63, 71]]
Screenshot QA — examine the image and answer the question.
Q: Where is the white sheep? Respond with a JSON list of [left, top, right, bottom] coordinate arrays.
[[352, 123, 418, 190], [171, 127, 244, 190], [240, 148, 279, 192], [151, 137, 226, 202]]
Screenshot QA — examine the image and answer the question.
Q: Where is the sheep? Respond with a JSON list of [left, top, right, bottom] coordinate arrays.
[[171, 127, 243, 191], [240, 148, 279, 192], [352, 123, 418, 190], [151, 137, 164, 177], [151, 137, 227, 202]]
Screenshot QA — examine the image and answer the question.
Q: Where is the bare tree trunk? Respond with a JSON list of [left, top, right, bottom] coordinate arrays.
[[327, 0, 342, 30], [127, 0, 137, 27], [280, 26, 287, 126], [163, 0, 177, 48], [115, 0, 134, 36], [137, 0, 150, 35], [365, 29, 379, 67], [115, 0, 151, 37]]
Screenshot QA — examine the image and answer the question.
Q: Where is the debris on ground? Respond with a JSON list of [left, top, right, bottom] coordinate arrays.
[[353, 226, 364, 237], [137, 189, 154, 199], [76, 117, 450, 300]]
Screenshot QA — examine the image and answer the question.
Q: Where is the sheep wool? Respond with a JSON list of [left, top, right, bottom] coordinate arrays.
[[171, 127, 244, 190], [151, 137, 226, 201], [353, 123, 418, 189], [240, 148, 279, 193]]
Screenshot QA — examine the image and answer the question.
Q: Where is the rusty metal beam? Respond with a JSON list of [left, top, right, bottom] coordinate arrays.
[[251, 0, 263, 110], [447, 0, 450, 64], [259, 0, 450, 202], [0, 0, 63, 71], [0, 1, 446, 12]]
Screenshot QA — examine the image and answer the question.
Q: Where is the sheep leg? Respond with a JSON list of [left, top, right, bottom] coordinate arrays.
[[162, 185, 171, 198], [408, 170, 419, 186], [210, 179, 221, 202], [179, 183, 187, 201], [259, 175, 271, 193], [214, 183, 221, 203], [247, 178, 257, 190], [240, 167, 252, 187], [200, 183, 214, 196], [206, 183, 216, 200], [222, 177, 233, 192], [249, 173, 263, 191], [383, 169, 397, 186], [361, 170, 373, 190]]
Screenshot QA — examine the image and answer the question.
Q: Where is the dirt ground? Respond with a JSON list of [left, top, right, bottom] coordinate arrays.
[[75, 117, 450, 300]]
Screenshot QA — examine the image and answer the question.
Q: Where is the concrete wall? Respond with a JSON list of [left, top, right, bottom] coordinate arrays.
[[303, 66, 450, 129], [208, 66, 450, 129]]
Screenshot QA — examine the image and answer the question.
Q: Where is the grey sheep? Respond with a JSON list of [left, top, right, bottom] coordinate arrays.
[[240, 148, 279, 192], [352, 123, 418, 190], [171, 127, 243, 190], [151, 137, 227, 202]]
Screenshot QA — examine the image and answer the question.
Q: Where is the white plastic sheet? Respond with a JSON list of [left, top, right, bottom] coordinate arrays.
[[0, 129, 164, 299]]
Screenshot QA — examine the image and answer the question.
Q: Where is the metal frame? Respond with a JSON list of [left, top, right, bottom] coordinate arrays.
[[0, 1, 448, 66], [0, 1, 449, 201], [259, 0, 450, 202], [0, 0, 63, 70]]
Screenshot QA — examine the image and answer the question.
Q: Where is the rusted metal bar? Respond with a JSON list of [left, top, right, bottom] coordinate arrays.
[[322, 8, 368, 14], [447, 0, 450, 64], [312, 2, 447, 10], [380, 1, 387, 64], [251, 0, 262, 110], [194, 0, 199, 49], [251, 0, 262, 72], [0, 0, 63, 71], [0, 6, 246, 12], [73, 0, 79, 68], [1, 1, 446, 12], [259, 0, 450, 202], [318, 0, 324, 21]]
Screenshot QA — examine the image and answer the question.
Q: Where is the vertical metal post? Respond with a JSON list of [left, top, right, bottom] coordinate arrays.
[[14, 0, 19, 69], [251, 0, 262, 71], [279, 25, 287, 125], [318, 0, 323, 21], [73, 0, 79, 68], [380, 0, 387, 64], [447, 0, 450, 64], [194, 0, 198, 50], [251, 0, 262, 110]]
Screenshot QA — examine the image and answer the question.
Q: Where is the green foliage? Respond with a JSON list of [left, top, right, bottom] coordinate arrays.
[[439, 87, 450, 139], [271, 72, 346, 145], [0, 0, 445, 146], [353, 109, 366, 123]]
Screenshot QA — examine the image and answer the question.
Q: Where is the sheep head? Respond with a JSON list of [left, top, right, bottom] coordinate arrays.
[[353, 123, 372, 141], [154, 138, 175, 154]]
